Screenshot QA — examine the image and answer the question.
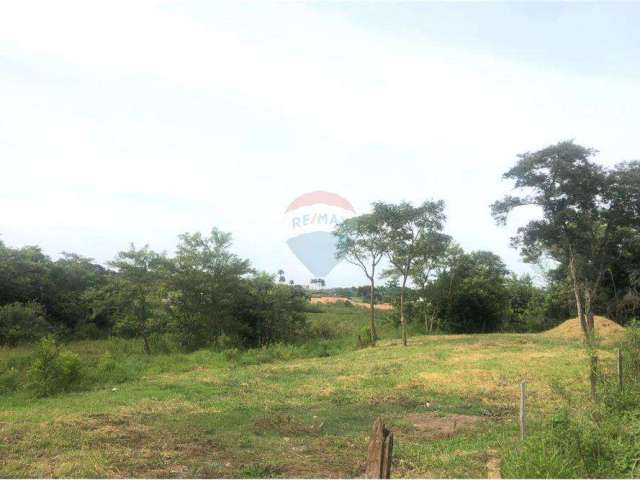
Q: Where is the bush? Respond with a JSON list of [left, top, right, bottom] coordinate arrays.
[[72, 321, 105, 340], [309, 318, 341, 339], [0, 302, 51, 346], [90, 352, 136, 385], [303, 303, 325, 314], [27, 337, 82, 397], [0, 366, 19, 394], [147, 333, 178, 354]]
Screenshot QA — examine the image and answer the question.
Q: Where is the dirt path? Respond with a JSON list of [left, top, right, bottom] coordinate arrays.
[[309, 296, 393, 310]]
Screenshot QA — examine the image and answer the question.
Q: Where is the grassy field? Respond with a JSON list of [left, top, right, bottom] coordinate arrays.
[[0, 305, 619, 478]]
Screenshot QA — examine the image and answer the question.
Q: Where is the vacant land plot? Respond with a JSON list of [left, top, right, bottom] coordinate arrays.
[[0, 307, 618, 478]]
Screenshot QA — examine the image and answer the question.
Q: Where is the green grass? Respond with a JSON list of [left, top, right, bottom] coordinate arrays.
[[0, 305, 617, 477]]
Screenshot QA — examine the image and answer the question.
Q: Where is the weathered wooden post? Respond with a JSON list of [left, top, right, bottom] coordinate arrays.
[[519, 381, 526, 441], [618, 349, 624, 391], [366, 417, 393, 479]]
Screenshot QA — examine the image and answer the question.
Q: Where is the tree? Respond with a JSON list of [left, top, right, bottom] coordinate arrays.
[[430, 250, 510, 333], [335, 212, 387, 345], [0, 244, 51, 312], [0, 302, 50, 346], [503, 274, 548, 332], [376, 200, 447, 346], [492, 141, 640, 345], [235, 273, 308, 347], [167, 229, 251, 351], [277, 269, 286, 283], [410, 231, 451, 332], [0, 241, 111, 335], [47, 253, 109, 334], [108, 244, 167, 354]]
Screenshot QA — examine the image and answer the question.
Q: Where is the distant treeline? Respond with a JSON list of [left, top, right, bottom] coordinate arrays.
[[0, 230, 309, 352], [322, 250, 576, 334], [327, 242, 640, 335]]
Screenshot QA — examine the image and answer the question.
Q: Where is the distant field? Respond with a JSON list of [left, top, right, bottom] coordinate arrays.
[[0, 305, 618, 478]]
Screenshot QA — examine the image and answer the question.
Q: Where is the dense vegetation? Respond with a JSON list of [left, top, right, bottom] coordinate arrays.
[[0, 232, 573, 352], [0, 229, 309, 352]]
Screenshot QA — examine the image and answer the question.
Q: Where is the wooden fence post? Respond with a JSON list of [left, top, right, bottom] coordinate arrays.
[[366, 417, 393, 479], [618, 349, 624, 391], [519, 381, 526, 441]]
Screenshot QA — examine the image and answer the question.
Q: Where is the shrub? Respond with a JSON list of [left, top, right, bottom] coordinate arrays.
[[0, 366, 20, 394], [309, 318, 341, 339], [72, 321, 104, 340], [147, 333, 177, 354], [0, 302, 51, 346], [356, 325, 377, 348], [91, 352, 135, 385], [304, 340, 338, 358], [303, 303, 324, 314], [27, 337, 82, 397]]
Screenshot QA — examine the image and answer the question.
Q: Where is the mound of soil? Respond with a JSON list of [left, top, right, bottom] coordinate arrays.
[[544, 315, 624, 340]]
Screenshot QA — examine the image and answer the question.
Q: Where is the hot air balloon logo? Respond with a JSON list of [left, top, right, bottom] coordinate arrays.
[[284, 191, 356, 278]]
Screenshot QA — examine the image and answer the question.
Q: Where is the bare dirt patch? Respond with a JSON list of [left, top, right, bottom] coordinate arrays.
[[405, 413, 485, 439], [309, 296, 393, 310]]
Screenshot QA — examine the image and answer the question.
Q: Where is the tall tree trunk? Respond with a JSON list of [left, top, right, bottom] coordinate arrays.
[[140, 299, 150, 355], [584, 287, 596, 345], [369, 277, 377, 346], [142, 331, 150, 355], [400, 276, 407, 347], [424, 307, 428, 333], [569, 256, 588, 338], [422, 285, 429, 333]]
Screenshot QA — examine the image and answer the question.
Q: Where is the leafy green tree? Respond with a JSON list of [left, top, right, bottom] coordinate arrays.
[[167, 229, 251, 351], [108, 244, 168, 354], [410, 231, 451, 332], [376, 200, 446, 346], [0, 243, 51, 310], [0, 240, 110, 335], [235, 273, 308, 347], [492, 141, 640, 345], [503, 274, 547, 332], [47, 253, 109, 335], [335, 212, 386, 345], [0, 302, 50, 346], [431, 250, 510, 333]]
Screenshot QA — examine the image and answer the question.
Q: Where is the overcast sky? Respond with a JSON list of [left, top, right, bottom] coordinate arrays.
[[1, 1, 639, 286]]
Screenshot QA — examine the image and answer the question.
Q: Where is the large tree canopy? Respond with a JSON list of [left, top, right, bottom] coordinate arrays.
[[492, 140, 640, 342]]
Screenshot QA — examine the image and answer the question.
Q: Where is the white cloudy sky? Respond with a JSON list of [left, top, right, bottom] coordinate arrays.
[[1, 1, 639, 286]]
